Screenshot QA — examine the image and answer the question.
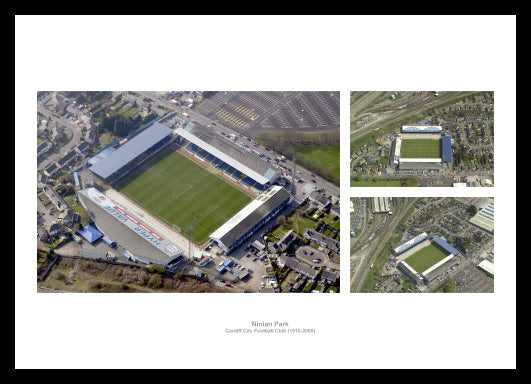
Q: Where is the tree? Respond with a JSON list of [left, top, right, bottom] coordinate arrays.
[[148, 274, 162, 289], [276, 215, 287, 226], [373, 175, 379, 183], [113, 117, 127, 137], [355, 173, 363, 181], [466, 204, 478, 216]]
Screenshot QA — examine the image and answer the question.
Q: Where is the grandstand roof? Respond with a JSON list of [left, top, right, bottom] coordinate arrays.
[[399, 161, 441, 170], [441, 136, 452, 162], [393, 232, 428, 255], [89, 122, 172, 179], [210, 186, 290, 251], [175, 122, 280, 185], [401, 125, 443, 132], [422, 255, 458, 282], [88, 146, 116, 166], [432, 236, 460, 255], [77, 188, 182, 263]]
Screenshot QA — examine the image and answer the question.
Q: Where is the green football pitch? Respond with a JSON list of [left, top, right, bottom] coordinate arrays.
[[400, 138, 441, 159], [115, 149, 253, 244], [404, 243, 448, 274]]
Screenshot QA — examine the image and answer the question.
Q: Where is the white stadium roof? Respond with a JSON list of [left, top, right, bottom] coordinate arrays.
[[174, 122, 280, 185]]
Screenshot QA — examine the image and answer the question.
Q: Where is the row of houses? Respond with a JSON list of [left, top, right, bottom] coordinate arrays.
[[303, 228, 340, 254], [277, 255, 338, 288], [43, 126, 96, 178]]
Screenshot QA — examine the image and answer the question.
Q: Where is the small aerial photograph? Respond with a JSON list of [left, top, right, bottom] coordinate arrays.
[[36, 91, 340, 293], [350, 197, 494, 293], [350, 91, 494, 187]]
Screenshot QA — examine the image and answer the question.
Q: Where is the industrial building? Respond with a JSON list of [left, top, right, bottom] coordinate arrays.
[[478, 259, 494, 276], [371, 197, 391, 213], [470, 198, 494, 233], [174, 121, 281, 191], [209, 186, 292, 253]]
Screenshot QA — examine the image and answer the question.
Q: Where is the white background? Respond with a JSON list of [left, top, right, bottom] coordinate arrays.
[[15, 15, 516, 369]]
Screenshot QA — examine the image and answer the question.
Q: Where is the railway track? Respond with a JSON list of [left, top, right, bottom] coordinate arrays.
[[350, 91, 478, 143], [350, 197, 418, 293]]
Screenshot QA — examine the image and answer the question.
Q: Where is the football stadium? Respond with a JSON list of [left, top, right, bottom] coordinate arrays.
[[394, 232, 460, 284], [392, 125, 453, 171], [83, 117, 291, 267]]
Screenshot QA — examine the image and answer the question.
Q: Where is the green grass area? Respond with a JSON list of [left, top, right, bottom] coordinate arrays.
[[115, 150, 253, 244], [270, 212, 316, 241], [435, 279, 456, 293], [294, 144, 340, 183], [400, 138, 441, 159], [404, 243, 448, 274]]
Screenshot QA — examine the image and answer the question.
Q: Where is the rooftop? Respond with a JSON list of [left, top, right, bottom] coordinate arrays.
[[89, 122, 173, 179], [175, 121, 280, 185], [210, 186, 291, 249]]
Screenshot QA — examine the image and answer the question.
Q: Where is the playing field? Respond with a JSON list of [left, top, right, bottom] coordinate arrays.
[[400, 139, 441, 159], [115, 149, 253, 244], [404, 243, 448, 274], [294, 144, 340, 184]]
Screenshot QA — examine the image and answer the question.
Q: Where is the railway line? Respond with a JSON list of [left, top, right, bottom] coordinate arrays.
[[350, 197, 418, 292], [350, 91, 478, 143]]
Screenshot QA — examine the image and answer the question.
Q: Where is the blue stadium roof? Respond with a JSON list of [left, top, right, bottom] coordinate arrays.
[[89, 122, 172, 179], [87, 146, 117, 166], [441, 136, 452, 163], [77, 224, 103, 244], [432, 236, 460, 255]]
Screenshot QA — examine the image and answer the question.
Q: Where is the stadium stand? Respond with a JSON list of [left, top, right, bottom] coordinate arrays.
[[441, 136, 452, 163], [174, 121, 281, 189], [89, 122, 173, 183], [210, 186, 291, 253], [393, 233, 429, 256], [432, 236, 460, 256]]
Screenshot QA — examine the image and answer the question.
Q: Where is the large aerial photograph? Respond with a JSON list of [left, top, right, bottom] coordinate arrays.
[[36, 91, 340, 293]]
